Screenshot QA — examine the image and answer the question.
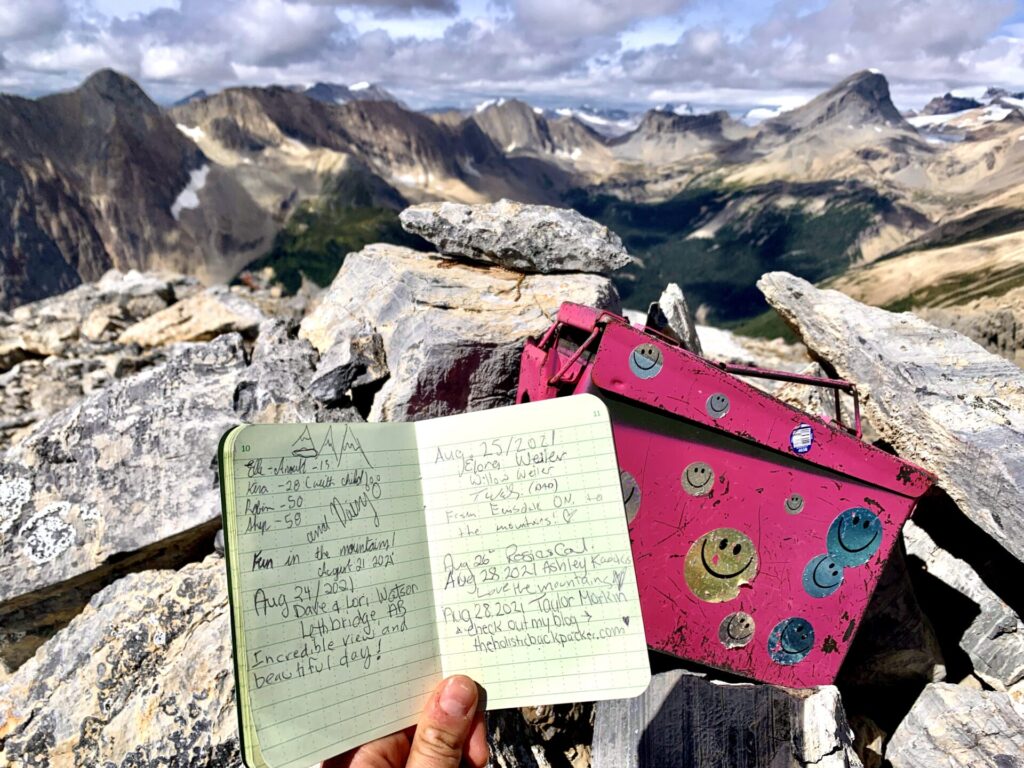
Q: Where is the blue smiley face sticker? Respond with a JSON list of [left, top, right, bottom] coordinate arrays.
[[628, 343, 664, 379], [768, 617, 815, 665], [802, 554, 844, 598], [826, 507, 883, 567]]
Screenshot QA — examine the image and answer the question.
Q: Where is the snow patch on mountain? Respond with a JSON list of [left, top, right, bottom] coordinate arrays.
[[743, 107, 784, 125], [654, 102, 694, 116], [170, 164, 210, 220], [175, 123, 206, 143], [909, 105, 1015, 130], [475, 98, 507, 113], [553, 106, 638, 136]]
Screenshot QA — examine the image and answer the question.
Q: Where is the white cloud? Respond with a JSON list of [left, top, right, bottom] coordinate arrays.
[[0, 0, 69, 42], [511, 0, 690, 41], [297, 0, 459, 13], [0, 0, 1021, 112]]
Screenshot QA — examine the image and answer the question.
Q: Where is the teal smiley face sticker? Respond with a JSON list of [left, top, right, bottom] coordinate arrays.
[[802, 554, 844, 598], [629, 343, 664, 379], [768, 617, 815, 665], [826, 507, 882, 567]]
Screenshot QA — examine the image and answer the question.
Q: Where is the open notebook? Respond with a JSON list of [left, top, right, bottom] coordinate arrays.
[[218, 395, 651, 768]]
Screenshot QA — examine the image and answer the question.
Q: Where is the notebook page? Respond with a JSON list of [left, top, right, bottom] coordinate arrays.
[[415, 395, 651, 708], [223, 422, 440, 768]]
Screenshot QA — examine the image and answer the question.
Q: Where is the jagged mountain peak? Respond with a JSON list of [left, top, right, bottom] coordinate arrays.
[[475, 97, 538, 117], [761, 69, 908, 135], [77, 69, 155, 108], [0, 69, 269, 312], [983, 86, 1024, 101], [920, 93, 983, 116], [303, 81, 400, 105], [653, 102, 694, 116], [173, 89, 208, 107], [636, 108, 732, 134], [304, 82, 353, 103], [471, 98, 553, 153]]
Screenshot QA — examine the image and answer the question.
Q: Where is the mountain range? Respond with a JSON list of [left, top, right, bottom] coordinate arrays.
[[2, 68, 1023, 328]]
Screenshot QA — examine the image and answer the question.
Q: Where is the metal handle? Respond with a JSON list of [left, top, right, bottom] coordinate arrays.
[[547, 326, 602, 386], [714, 362, 862, 439]]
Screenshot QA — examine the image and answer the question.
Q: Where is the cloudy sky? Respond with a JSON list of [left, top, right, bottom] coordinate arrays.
[[1, 0, 1023, 112]]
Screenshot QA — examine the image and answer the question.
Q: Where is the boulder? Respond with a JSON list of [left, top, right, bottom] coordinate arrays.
[[659, 283, 702, 355], [758, 272, 1024, 563], [887, 683, 1024, 767], [0, 555, 238, 765], [306, 322, 389, 406], [399, 199, 633, 274], [118, 286, 266, 347], [234, 319, 363, 423], [903, 520, 1024, 691], [299, 244, 620, 422], [592, 669, 862, 767], [0, 335, 246, 634]]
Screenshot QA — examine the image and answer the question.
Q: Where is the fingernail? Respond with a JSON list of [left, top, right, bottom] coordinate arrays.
[[439, 677, 476, 719]]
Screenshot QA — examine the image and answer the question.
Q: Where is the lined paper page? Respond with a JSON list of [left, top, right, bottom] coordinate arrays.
[[415, 395, 651, 708], [224, 422, 440, 768]]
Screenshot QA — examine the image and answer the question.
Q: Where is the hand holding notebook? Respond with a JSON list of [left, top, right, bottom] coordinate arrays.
[[218, 396, 650, 768], [321, 674, 488, 768]]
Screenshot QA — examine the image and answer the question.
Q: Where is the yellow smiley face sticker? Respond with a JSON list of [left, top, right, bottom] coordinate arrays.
[[681, 461, 715, 497], [684, 527, 759, 602]]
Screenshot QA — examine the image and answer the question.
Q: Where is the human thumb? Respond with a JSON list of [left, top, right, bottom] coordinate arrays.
[[407, 675, 480, 768]]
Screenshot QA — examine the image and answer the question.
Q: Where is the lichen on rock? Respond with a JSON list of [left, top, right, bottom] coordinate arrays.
[[0, 556, 238, 766]]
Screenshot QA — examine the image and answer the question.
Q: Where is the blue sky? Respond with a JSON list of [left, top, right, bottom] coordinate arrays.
[[2, 0, 1023, 112]]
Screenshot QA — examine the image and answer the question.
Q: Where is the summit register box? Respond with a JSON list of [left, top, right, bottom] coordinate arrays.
[[516, 302, 935, 687]]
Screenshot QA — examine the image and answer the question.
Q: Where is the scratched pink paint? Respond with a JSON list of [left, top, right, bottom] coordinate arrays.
[[516, 303, 935, 687]]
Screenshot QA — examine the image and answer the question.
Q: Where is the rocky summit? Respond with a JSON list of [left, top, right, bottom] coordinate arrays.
[[0, 198, 1023, 768]]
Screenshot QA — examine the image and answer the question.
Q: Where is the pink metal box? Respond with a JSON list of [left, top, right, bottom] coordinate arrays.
[[516, 302, 935, 687]]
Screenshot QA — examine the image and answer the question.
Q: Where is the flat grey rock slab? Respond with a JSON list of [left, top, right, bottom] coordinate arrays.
[[887, 683, 1024, 768], [593, 669, 862, 768], [399, 199, 633, 274], [758, 272, 1024, 564]]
